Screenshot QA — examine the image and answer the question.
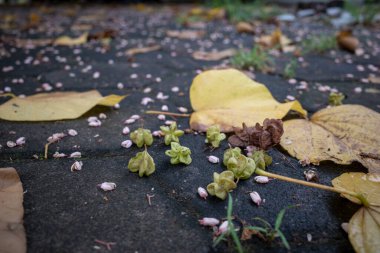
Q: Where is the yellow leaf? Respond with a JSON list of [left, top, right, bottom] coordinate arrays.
[[192, 48, 236, 61], [189, 69, 307, 132], [0, 167, 26, 253], [0, 90, 125, 121], [54, 33, 88, 46], [258, 28, 295, 52], [280, 105, 380, 172], [166, 30, 205, 40], [332, 173, 380, 253]]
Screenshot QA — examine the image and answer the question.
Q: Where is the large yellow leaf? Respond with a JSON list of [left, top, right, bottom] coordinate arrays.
[[280, 105, 380, 172], [0, 167, 26, 253], [332, 173, 380, 253], [189, 69, 307, 132], [0, 90, 125, 121]]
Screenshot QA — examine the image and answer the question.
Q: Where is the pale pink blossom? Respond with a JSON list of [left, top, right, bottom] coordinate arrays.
[[121, 140, 132, 148], [250, 191, 262, 206], [198, 217, 220, 226], [70, 161, 83, 172], [98, 182, 116, 191], [197, 187, 208, 200]]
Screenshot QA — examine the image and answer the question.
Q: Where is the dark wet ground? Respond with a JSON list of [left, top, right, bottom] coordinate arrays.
[[0, 4, 379, 253]]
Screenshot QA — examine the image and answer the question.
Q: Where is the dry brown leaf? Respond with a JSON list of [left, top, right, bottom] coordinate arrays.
[[0, 90, 126, 121], [258, 28, 295, 52], [236, 22, 255, 34], [166, 30, 205, 40], [192, 48, 236, 61], [280, 105, 380, 172], [125, 45, 161, 57], [337, 30, 359, 54], [53, 33, 88, 46], [0, 167, 26, 253], [368, 76, 380, 84], [332, 173, 380, 253], [189, 69, 307, 132]]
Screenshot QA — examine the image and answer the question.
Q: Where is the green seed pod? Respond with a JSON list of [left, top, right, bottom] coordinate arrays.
[[249, 150, 272, 170], [130, 128, 153, 148], [165, 142, 192, 165], [207, 171, 237, 200], [227, 154, 256, 180], [128, 150, 155, 177], [328, 92, 345, 106], [160, 122, 184, 145], [223, 147, 242, 166], [205, 125, 226, 148]]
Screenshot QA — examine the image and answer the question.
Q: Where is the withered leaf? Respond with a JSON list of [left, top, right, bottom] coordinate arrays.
[[337, 30, 359, 54], [166, 30, 205, 40], [125, 45, 161, 57], [228, 119, 284, 150], [192, 48, 236, 61], [0, 167, 26, 253], [236, 22, 255, 34]]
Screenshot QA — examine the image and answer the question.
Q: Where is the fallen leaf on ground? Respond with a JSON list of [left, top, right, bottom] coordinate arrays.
[[280, 105, 380, 172], [54, 33, 88, 46], [189, 69, 307, 132], [365, 88, 380, 94], [332, 172, 380, 253], [166, 30, 205, 40], [337, 30, 359, 54], [192, 48, 236, 61], [0, 90, 126, 121], [125, 45, 161, 57], [0, 167, 26, 253], [236, 22, 255, 34], [368, 76, 380, 84], [258, 28, 295, 53], [70, 24, 93, 32]]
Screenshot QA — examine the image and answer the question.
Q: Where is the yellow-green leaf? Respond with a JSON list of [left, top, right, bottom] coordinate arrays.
[[53, 32, 88, 46], [280, 105, 380, 172], [0, 167, 26, 253], [0, 90, 126, 121], [189, 68, 307, 132], [332, 173, 380, 253]]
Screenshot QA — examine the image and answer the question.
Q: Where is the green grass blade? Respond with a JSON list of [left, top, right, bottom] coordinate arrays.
[[276, 230, 290, 250]]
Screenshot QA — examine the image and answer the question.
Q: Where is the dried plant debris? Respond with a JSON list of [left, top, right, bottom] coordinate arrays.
[[228, 119, 284, 150]]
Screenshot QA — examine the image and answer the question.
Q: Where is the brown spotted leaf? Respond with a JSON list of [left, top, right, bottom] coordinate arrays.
[[280, 105, 380, 172]]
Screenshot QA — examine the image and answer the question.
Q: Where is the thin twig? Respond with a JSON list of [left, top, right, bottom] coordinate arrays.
[[146, 194, 155, 206], [145, 110, 190, 117], [94, 239, 116, 251]]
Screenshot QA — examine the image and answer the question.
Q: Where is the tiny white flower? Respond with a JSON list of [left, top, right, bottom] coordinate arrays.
[[199, 217, 219, 226], [121, 140, 132, 148], [98, 182, 116, 191], [250, 191, 262, 206], [141, 97, 154, 105], [171, 86, 179, 92], [99, 113, 107, 119], [117, 82, 124, 89], [15, 137, 26, 146], [156, 92, 169, 100], [143, 87, 152, 93], [70, 161, 83, 172], [217, 221, 228, 235], [165, 120, 175, 125], [93, 71, 100, 79], [53, 152, 66, 158], [122, 126, 130, 135], [130, 115, 140, 120], [69, 152, 82, 158], [254, 176, 270, 184], [87, 116, 98, 122], [207, 156, 219, 164], [88, 119, 102, 127], [161, 105, 169, 111], [68, 129, 78, 136], [113, 103, 120, 109], [178, 107, 188, 113], [47, 133, 66, 143], [7, 141, 17, 148], [152, 130, 163, 137], [197, 187, 208, 200], [157, 114, 166, 120], [124, 118, 135, 124]]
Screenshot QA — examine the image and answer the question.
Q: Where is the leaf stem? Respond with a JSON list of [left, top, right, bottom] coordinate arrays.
[[255, 168, 359, 198], [145, 110, 191, 117]]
